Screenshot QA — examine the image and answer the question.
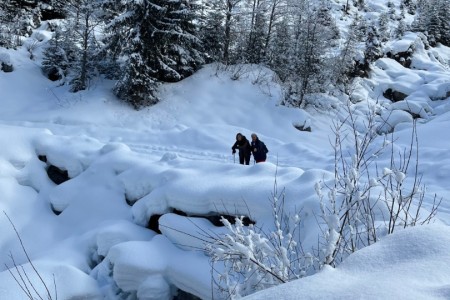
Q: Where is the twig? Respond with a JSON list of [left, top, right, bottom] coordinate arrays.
[[3, 211, 54, 300]]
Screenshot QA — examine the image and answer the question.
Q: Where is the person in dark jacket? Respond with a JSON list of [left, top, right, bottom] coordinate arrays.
[[250, 133, 268, 163], [232, 133, 252, 165]]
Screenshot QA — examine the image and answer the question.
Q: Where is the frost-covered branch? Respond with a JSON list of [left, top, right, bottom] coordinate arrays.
[[206, 186, 313, 298], [3, 212, 57, 300], [316, 102, 441, 267]]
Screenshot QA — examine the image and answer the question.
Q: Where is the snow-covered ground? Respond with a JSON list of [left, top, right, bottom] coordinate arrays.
[[246, 224, 450, 300], [1, 3, 450, 299]]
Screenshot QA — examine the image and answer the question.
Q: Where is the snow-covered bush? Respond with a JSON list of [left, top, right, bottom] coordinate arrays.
[[206, 186, 315, 298], [316, 102, 440, 266], [0, 52, 13, 72]]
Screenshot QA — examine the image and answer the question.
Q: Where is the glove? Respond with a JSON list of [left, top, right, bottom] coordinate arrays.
[[232, 149, 236, 154]]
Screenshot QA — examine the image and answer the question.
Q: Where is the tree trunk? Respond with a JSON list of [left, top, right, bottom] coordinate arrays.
[[264, 0, 279, 55], [223, 0, 233, 63], [79, 12, 89, 91]]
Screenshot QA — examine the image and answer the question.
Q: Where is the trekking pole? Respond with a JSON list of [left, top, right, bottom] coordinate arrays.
[[233, 153, 236, 164]]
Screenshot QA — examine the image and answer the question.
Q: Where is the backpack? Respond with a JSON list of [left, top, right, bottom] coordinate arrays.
[[262, 142, 268, 154]]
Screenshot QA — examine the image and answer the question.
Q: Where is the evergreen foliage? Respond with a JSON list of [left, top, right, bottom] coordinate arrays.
[[41, 27, 68, 82], [199, 0, 225, 62], [364, 24, 383, 64], [413, 0, 450, 46], [67, 1, 101, 92], [281, 3, 338, 107], [378, 12, 390, 42], [0, 0, 40, 48], [402, 0, 416, 15], [1, 0, 445, 108], [246, 10, 267, 64], [104, 0, 204, 108], [268, 19, 291, 81], [333, 14, 362, 92]]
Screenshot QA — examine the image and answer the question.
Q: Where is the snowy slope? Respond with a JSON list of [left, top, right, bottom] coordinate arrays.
[[245, 224, 450, 300], [1, 2, 450, 299]]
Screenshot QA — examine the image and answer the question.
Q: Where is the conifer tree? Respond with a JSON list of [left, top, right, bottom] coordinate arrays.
[[353, 13, 368, 42], [413, 0, 450, 47], [115, 52, 159, 108], [104, 0, 204, 108], [41, 27, 68, 82], [268, 18, 291, 81], [316, 3, 340, 41], [387, 1, 396, 20], [395, 19, 406, 39], [285, 6, 331, 107], [364, 24, 383, 64], [436, 0, 450, 46], [199, 0, 226, 62], [378, 12, 390, 42], [402, 0, 416, 15], [0, 0, 39, 48], [67, 1, 101, 92], [223, 0, 243, 63], [333, 14, 361, 92], [246, 10, 267, 63]]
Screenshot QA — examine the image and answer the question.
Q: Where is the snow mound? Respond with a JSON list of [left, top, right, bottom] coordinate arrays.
[[35, 133, 105, 177], [377, 109, 413, 133], [245, 224, 450, 300], [92, 235, 212, 300], [0, 52, 12, 66], [0, 261, 102, 300], [95, 220, 155, 257]]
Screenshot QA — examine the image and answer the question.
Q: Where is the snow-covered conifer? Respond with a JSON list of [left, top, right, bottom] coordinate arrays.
[[378, 12, 390, 42], [402, 0, 416, 15], [42, 27, 68, 82], [413, 0, 450, 47], [246, 10, 267, 63], [333, 14, 361, 92], [0, 0, 40, 48], [199, 0, 226, 62], [104, 0, 204, 107], [268, 18, 291, 81], [364, 24, 383, 64], [67, 1, 102, 92], [283, 3, 334, 106]]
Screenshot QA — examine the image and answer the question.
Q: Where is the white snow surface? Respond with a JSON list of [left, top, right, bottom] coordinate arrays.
[[1, 3, 450, 298], [245, 224, 450, 300]]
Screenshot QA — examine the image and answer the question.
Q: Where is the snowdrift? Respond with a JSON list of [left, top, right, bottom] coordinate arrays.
[[245, 224, 450, 300]]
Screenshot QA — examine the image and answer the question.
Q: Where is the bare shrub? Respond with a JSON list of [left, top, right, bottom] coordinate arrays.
[[25, 38, 41, 60], [316, 102, 440, 266], [3, 212, 57, 300], [206, 180, 315, 298]]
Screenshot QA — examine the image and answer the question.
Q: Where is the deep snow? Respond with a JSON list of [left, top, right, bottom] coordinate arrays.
[[1, 1, 450, 298]]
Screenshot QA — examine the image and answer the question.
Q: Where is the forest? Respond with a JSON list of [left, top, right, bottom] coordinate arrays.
[[1, 0, 448, 108]]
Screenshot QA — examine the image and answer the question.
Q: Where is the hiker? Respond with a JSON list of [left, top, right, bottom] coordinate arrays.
[[250, 133, 268, 163], [232, 133, 252, 165]]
